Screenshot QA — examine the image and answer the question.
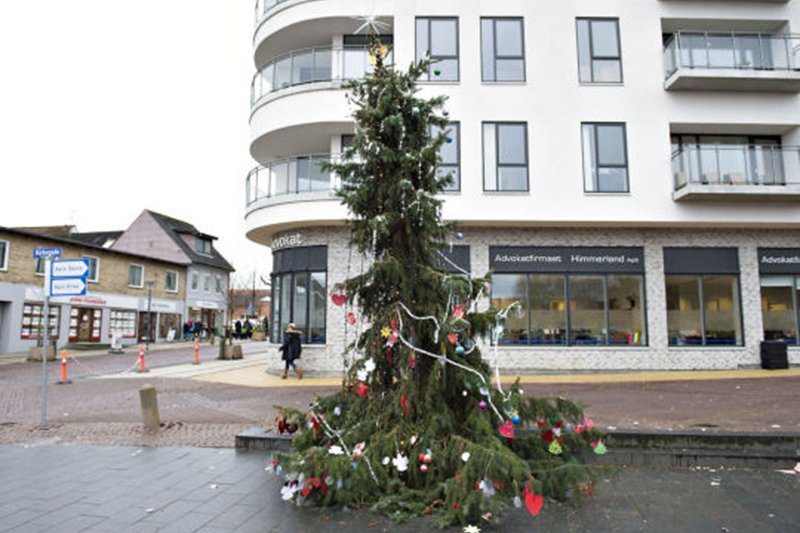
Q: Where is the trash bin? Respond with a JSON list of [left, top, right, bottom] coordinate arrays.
[[760, 341, 788, 370]]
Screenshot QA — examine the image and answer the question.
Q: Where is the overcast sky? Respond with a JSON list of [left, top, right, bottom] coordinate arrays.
[[0, 1, 268, 286]]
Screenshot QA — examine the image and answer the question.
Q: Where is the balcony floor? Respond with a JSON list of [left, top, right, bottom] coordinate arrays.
[[665, 68, 800, 92], [673, 183, 800, 201]]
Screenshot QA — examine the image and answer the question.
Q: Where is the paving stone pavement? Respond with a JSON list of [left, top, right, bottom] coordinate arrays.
[[0, 444, 799, 533]]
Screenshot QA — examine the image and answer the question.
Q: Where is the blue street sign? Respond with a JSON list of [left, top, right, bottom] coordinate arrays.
[[51, 259, 90, 278], [50, 278, 87, 297], [33, 247, 62, 259]]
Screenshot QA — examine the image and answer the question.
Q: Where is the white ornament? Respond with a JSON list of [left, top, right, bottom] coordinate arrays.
[[392, 453, 409, 472], [461, 452, 471, 463], [353, 441, 366, 457], [357, 368, 368, 381], [334, 406, 342, 416], [281, 483, 299, 501], [463, 526, 482, 533], [364, 359, 376, 373], [410, 435, 418, 445], [382, 456, 390, 466], [328, 445, 344, 456]]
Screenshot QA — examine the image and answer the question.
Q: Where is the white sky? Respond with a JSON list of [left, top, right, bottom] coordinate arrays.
[[0, 1, 268, 286]]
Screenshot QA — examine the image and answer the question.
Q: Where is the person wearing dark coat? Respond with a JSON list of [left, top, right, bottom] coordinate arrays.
[[278, 323, 303, 379], [234, 320, 242, 340]]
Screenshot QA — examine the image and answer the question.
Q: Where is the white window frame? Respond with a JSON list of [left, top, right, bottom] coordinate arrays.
[[128, 264, 144, 288], [0, 240, 8, 271], [165, 270, 179, 293], [83, 255, 100, 283], [35, 257, 45, 276], [215, 275, 223, 294], [203, 274, 211, 292]]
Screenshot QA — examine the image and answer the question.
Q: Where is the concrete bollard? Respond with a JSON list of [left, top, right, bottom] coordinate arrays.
[[139, 384, 161, 431]]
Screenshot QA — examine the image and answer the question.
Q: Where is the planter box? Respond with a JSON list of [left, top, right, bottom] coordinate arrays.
[[220, 345, 243, 360], [27, 345, 56, 362]]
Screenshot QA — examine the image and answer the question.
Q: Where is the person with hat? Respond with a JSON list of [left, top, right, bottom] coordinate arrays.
[[278, 323, 303, 379]]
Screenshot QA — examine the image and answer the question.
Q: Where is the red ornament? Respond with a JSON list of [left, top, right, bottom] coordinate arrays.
[[409, 351, 417, 369], [536, 419, 545, 429], [452, 305, 465, 319], [390, 319, 397, 329], [499, 420, 514, 439], [447, 333, 458, 345], [454, 472, 462, 480], [525, 491, 543, 516], [541, 429, 554, 443], [331, 294, 346, 306], [453, 502, 459, 510], [420, 464, 428, 473], [401, 395, 410, 414], [355, 382, 369, 397], [346, 312, 356, 325]]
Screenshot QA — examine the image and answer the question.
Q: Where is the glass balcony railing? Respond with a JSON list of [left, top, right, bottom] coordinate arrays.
[[251, 45, 393, 107], [671, 144, 800, 190], [246, 154, 339, 206], [663, 31, 800, 79], [254, 0, 298, 25]]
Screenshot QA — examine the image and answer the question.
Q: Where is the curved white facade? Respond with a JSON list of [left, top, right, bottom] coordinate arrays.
[[247, 0, 800, 373]]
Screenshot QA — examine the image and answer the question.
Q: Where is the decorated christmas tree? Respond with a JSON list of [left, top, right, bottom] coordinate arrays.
[[274, 35, 605, 527]]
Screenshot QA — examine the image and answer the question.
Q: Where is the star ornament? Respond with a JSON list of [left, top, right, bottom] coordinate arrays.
[[463, 526, 482, 533], [352, 14, 391, 35]]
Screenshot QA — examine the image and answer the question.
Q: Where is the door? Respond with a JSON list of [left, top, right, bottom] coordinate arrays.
[[138, 312, 157, 342], [73, 307, 101, 343]]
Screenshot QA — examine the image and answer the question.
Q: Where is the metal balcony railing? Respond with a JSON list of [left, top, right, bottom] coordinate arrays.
[[251, 45, 393, 107], [246, 154, 340, 206], [671, 144, 800, 190], [663, 31, 800, 79]]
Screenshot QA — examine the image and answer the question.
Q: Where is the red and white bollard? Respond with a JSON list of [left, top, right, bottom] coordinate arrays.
[[57, 350, 72, 385], [193, 339, 200, 365], [137, 343, 149, 373]]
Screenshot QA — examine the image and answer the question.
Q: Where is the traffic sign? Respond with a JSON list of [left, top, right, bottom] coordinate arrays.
[[50, 278, 87, 296], [51, 259, 90, 278], [33, 247, 62, 259]]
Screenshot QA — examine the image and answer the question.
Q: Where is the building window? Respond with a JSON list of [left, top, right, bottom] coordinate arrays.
[[432, 122, 460, 191], [84, 256, 99, 283], [35, 257, 45, 276], [664, 248, 742, 347], [481, 17, 525, 82], [109, 309, 137, 339], [416, 17, 459, 81], [196, 238, 212, 255], [216, 275, 223, 294], [191, 272, 198, 290], [0, 240, 8, 271], [203, 274, 210, 292], [20, 303, 60, 340], [483, 122, 528, 192], [761, 276, 799, 344], [128, 264, 144, 288], [165, 270, 179, 293], [576, 18, 623, 83], [270, 246, 328, 345], [582, 123, 629, 193], [491, 273, 645, 346]]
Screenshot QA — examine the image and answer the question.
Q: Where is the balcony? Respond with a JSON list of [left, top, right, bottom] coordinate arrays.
[[246, 154, 339, 208], [254, 0, 316, 26], [663, 32, 800, 92], [672, 144, 800, 201], [251, 45, 391, 110]]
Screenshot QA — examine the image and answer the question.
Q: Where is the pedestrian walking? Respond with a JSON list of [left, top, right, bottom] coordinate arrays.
[[278, 323, 303, 379], [234, 319, 242, 340]]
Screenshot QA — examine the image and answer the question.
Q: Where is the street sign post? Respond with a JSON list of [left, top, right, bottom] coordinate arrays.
[[49, 259, 90, 297], [33, 247, 62, 429]]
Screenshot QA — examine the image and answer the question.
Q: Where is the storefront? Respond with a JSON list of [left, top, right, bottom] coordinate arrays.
[[759, 248, 800, 344]]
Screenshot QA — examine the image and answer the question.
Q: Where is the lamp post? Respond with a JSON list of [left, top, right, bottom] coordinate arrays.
[[145, 279, 156, 352]]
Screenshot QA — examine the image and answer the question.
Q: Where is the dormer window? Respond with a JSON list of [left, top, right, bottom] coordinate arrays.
[[196, 238, 212, 255]]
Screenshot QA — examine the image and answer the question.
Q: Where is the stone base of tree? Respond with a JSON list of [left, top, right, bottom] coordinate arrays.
[[219, 345, 243, 360], [27, 345, 56, 362]]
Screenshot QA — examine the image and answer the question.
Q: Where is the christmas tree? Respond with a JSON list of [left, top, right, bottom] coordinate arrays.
[[274, 36, 604, 527]]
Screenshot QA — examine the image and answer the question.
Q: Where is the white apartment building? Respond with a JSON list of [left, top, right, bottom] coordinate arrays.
[[246, 0, 800, 373]]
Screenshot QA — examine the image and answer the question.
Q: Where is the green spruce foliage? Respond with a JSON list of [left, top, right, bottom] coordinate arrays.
[[275, 38, 603, 527]]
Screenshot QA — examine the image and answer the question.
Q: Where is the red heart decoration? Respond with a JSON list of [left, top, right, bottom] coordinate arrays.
[[331, 294, 346, 306], [452, 305, 465, 319], [541, 429, 553, 443], [355, 382, 369, 397], [447, 333, 458, 345], [576, 424, 585, 433], [308, 477, 322, 488], [499, 420, 514, 439], [347, 312, 356, 325], [525, 492, 543, 516], [301, 487, 311, 498], [409, 352, 417, 369], [536, 419, 545, 429]]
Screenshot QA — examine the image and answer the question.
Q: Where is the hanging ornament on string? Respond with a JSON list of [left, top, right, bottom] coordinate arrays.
[[331, 293, 346, 306]]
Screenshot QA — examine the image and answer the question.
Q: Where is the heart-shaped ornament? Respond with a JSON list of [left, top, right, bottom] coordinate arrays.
[[499, 420, 514, 439], [301, 487, 311, 498], [524, 491, 543, 516], [331, 294, 346, 306], [346, 312, 356, 325], [447, 333, 458, 345]]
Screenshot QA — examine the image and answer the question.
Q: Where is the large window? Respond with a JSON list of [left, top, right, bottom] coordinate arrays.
[[666, 276, 743, 346], [491, 273, 646, 346], [481, 18, 525, 82], [109, 309, 138, 339], [416, 17, 459, 81], [20, 303, 61, 340], [270, 246, 328, 344], [0, 240, 8, 271], [128, 264, 144, 288], [577, 18, 623, 83], [84, 256, 99, 283], [432, 122, 460, 191], [483, 122, 528, 191], [760, 276, 799, 343], [582, 123, 628, 193]]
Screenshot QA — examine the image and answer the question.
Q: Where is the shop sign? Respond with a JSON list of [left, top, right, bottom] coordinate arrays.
[[490, 246, 644, 273], [271, 232, 304, 251], [191, 300, 221, 310], [139, 300, 180, 312], [758, 248, 800, 274]]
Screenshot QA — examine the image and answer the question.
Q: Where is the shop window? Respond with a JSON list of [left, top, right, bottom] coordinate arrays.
[[0, 240, 8, 271], [481, 17, 525, 82], [416, 17, 459, 81], [577, 18, 623, 83], [666, 275, 743, 346], [270, 271, 327, 344], [760, 276, 799, 343], [483, 122, 529, 192], [582, 123, 628, 193], [431, 122, 460, 191], [83, 256, 99, 283], [20, 303, 60, 340], [109, 309, 137, 339], [128, 264, 144, 288]]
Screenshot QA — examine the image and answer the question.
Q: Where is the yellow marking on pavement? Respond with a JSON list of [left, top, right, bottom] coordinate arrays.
[[194, 364, 800, 388]]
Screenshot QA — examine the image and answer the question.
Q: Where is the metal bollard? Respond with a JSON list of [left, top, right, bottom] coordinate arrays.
[[139, 384, 160, 431], [57, 350, 72, 385]]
